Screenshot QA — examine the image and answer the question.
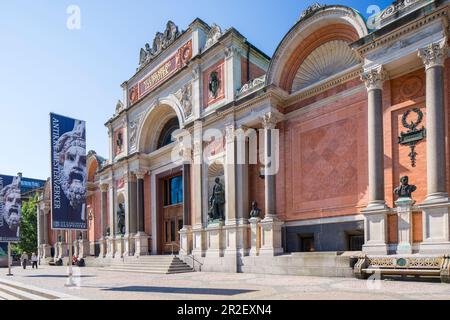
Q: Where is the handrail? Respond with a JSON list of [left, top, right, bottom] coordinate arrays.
[[188, 254, 203, 271]]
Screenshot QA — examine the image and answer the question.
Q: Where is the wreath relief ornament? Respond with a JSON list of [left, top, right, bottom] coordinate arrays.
[[398, 108, 426, 167]]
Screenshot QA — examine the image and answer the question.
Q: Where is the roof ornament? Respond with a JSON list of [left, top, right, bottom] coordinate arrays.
[[204, 23, 223, 51], [299, 3, 324, 21], [138, 21, 181, 69]]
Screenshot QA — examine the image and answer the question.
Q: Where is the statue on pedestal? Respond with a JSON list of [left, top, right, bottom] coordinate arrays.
[[117, 203, 126, 235], [394, 176, 417, 199], [250, 201, 261, 218], [208, 177, 225, 222]]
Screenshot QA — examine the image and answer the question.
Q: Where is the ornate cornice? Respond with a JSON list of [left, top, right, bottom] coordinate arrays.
[[355, 6, 448, 57], [418, 39, 448, 70], [361, 66, 388, 91]]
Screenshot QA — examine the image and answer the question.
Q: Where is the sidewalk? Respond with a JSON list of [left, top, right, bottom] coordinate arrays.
[[1, 265, 450, 300]]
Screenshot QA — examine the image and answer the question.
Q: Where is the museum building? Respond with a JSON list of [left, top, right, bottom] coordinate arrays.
[[37, 0, 450, 276]]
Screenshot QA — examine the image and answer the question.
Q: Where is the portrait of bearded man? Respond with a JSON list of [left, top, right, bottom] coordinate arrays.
[[56, 120, 87, 224], [0, 176, 21, 240]]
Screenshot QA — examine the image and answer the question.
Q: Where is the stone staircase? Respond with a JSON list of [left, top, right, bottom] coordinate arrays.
[[100, 255, 194, 275], [0, 278, 79, 300]]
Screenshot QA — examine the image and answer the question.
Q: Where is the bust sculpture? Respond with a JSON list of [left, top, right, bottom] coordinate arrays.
[[394, 176, 417, 199], [117, 203, 126, 235], [249, 201, 261, 218], [208, 71, 220, 99], [208, 177, 225, 222]]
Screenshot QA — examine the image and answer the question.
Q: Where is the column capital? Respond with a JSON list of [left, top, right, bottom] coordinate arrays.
[[261, 112, 280, 130], [418, 39, 448, 70], [361, 66, 388, 91], [134, 170, 147, 180], [225, 123, 235, 143]]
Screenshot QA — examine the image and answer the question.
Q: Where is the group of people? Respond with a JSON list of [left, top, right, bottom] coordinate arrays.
[[19, 251, 39, 269]]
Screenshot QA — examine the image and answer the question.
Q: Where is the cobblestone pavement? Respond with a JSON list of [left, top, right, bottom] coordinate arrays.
[[1, 265, 450, 300]]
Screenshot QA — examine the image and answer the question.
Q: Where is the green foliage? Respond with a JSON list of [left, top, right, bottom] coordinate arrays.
[[14, 194, 38, 255]]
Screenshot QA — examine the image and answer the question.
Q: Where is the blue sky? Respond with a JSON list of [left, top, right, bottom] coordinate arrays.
[[0, 0, 392, 180]]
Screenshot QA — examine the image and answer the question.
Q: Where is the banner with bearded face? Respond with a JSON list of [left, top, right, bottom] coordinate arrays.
[[0, 174, 22, 241], [50, 113, 87, 230]]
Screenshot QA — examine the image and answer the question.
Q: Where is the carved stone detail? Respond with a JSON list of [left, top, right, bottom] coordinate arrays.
[[175, 82, 193, 119], [238, 75, 266, 97], [129, 113, 144, 150], [138, 21, 181, 69], [300, 3, 324, 20], [361, 66, 388, 91], [262, 112, 279, 130], [204, 24, 223, 51], [418, 40, 448, 70]]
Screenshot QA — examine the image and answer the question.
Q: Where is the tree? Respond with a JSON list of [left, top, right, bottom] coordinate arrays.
[[14, 194, 38, 254]]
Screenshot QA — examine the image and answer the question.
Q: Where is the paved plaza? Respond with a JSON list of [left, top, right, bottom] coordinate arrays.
[[1, 265, 450, 300]]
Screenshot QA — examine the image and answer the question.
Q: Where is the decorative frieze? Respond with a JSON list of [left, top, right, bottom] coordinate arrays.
[[418, 40, 448, 70]]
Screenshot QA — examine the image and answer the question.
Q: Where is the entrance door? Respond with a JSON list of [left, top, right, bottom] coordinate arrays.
[[161, 175, 183, 255]]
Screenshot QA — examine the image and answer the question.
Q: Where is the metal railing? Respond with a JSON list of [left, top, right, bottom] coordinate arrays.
[[165, 243, 180, 256], [187, 254, 203, 272]]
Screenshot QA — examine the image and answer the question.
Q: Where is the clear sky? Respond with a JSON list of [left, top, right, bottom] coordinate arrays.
[[0, 0, 392, 180]]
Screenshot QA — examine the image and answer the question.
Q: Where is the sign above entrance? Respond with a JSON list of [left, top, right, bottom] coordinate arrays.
[[129, 40, 193, 105]]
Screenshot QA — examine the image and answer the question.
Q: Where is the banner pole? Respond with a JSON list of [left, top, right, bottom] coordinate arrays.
[[65, 231, 75, 287], [6, 242, 12, 276]]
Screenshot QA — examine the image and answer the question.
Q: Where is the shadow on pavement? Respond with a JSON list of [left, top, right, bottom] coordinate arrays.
[[25, 275, 96, 278], [102, 286, 256, 296]]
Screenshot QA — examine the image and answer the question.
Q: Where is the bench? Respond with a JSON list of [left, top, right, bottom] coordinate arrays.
[[354, 254, 450, 283]]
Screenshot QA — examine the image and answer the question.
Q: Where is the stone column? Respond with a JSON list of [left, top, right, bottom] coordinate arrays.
[[179, 162, 193, 257], [361, 66, 390, 255], [42, 208, 51, 259], [259, 112, 283, 256], [134, 170, 149, 256], [192, 121, 206, 257], [418, 40, 450, 253], [123, 174, 135, 257], [106, 184, 115, 258], [99, 184, 108, 258]]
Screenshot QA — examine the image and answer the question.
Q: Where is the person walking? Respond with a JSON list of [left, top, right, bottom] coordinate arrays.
[[31, 252, 38, 269], [20, 251, 29, 269]]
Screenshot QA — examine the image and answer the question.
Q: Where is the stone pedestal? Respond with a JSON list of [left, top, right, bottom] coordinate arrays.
[[106, 236, 115, 258], [41, 244, 51, 259], [362, 205, 389, 255], [249, 217, 261, 256], [206, 222, 225, 258], [59, 243, 68, 258], [54, 243, 60, 260], [180, 226, 193, 256], [395, 198, 415, 255], [418, 196, 450, 254], [78, 240, 90, 259], [134, 232, 149, 257], [89, 241, 96, 257], [123, 234, 135, 257], [192, 227, 206, 258], [73, 240, 79, 258], [115, 235, 125, 258], [259, 216, 283, 256], [99, 237, 107, 258]]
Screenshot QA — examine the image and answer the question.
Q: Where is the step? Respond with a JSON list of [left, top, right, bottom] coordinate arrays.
[[0, 283, 50, 300], [100, 267, 194, 275], [0, 288, 20, 300], [107, 265, 193, 271]]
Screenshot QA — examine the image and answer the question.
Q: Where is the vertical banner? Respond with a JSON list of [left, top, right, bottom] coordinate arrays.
[[50, 113, 87, 230], [0, 174, 22, 241]]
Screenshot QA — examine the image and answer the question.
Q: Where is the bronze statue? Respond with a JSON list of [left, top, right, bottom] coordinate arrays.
[[208, 71, 220, 98], [117, 203, 126, 235], [208, 177, 225, 222], [250, 201, 261, 218], [394, 176, 417, 199]]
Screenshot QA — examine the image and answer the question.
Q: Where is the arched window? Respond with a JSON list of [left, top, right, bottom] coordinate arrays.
[[157, 117, 180, 149]]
